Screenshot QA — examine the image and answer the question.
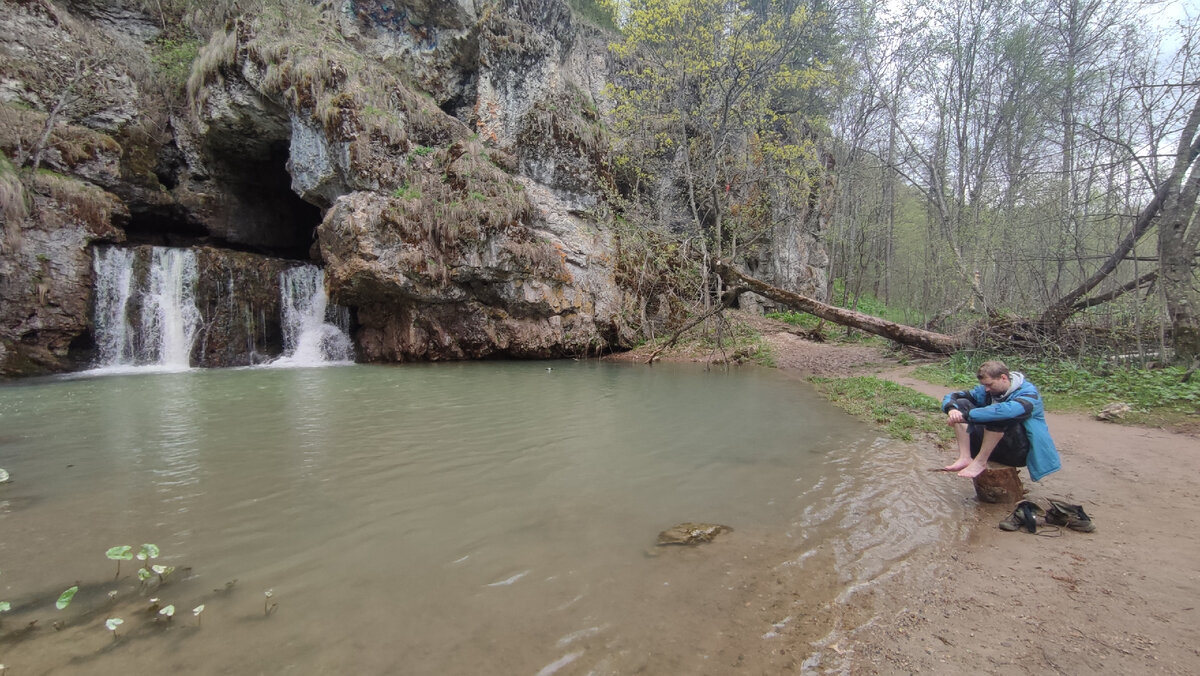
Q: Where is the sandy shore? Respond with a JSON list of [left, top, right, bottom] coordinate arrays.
[[626, 316, 1200, 674], [768, 333, 1200, 674], [841, 366, 1200, 675]]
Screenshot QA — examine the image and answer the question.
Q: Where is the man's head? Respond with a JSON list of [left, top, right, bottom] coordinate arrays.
[[976, 360, 1011, 396]]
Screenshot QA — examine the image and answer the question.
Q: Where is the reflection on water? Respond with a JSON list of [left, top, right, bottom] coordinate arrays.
[[0, 362, 966, 674]]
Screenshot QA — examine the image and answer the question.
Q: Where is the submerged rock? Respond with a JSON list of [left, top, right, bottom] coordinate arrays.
[[656, 523, 732, 546]]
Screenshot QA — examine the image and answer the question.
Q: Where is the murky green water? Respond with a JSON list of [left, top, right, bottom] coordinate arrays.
[[0, 362, 963, 674]]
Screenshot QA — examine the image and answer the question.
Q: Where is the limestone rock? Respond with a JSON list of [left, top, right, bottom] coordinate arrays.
[[1096, 402, 1132, 421], [656, 523, 733, 546]]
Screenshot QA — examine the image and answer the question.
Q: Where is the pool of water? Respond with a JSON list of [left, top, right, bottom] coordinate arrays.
[[0, 362, 964, 674]]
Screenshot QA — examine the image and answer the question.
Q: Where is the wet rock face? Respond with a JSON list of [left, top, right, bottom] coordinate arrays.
[[0, 190, 124, 376], [192, 248, 298, 367]]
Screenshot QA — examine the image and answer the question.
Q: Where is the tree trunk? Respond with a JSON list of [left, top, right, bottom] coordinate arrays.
[[1042, 93, 1200, 328], [714, 261, 962, 354], [973, 463, 1024, 504], [1159, 140, 1200, 362]]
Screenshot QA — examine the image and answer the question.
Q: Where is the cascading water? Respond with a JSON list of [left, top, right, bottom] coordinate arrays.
[[271, 264, 354, 366], [92, 246, 137, 365], [91, 246, 201, 371]]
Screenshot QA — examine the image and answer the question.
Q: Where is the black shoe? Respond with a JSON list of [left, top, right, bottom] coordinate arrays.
[[999, 500, 1043, 533], [1046, 499, 1096, 533]]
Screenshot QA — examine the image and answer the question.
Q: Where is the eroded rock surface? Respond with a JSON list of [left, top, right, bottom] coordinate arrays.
[[0, 0, 832, 375]]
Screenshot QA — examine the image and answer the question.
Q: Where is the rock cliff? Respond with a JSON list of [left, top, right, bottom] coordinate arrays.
[[0, 0, 832, 376]]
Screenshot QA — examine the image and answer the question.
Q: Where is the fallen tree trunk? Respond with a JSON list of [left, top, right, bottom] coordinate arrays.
[[714, 261, 963, 354]]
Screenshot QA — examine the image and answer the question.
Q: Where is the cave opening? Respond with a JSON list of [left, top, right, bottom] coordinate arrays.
[[210, 140, 324, 260], [128, 140, 322, 260]]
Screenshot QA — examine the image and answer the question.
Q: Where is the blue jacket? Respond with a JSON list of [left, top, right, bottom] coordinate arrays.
[[941, 373, 1062, 481]]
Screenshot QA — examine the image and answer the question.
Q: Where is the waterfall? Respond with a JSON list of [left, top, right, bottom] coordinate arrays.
[[143, 248, 202, 368], [92, 246, 137, 365], [91, 246, 200, 371], [271, 265, 354, 366]]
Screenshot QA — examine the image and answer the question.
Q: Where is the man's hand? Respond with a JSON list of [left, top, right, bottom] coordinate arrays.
[[947, 409, 966, 425]]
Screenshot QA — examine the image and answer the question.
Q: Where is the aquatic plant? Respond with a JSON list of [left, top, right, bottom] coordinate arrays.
[[263, 589, 277, 616], [0, 468, 9, 483], [158, 605, 175, 621], [137, 543, 160, 563], [106, 545, 134, 579], [151, 564, 176, 584], [55, 585, 79, 610], [105, 617, 123, 639], [193, 604, 205, 626]]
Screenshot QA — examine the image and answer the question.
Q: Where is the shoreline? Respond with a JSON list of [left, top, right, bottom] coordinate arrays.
[[614, 320, 1200, 674], [802, 348, 1200, 674]]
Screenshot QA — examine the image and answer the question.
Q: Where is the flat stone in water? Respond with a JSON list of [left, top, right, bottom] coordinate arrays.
[[656, 522, 732, 546]]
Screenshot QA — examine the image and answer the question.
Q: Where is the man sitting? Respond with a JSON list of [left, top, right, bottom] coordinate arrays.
[[941, 360, 1061, 480]]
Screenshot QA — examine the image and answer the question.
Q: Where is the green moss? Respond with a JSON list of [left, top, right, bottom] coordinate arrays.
[[151, 37, 202, 92]]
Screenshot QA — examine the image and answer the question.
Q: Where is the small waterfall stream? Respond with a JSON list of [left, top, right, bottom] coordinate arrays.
[[272, 264, 354, 366], [92, 246, 137, 365], [92, 246, 201, 371], [91, 246, 353, 371]]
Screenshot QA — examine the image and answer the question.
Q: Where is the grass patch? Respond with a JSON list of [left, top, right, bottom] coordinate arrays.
[[912, 352, 1200, 417], [810, 376, 953, 443]]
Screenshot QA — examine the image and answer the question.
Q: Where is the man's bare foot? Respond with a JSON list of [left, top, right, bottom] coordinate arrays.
[[941, 458, 971, 472], [957, 461, 987, 478]]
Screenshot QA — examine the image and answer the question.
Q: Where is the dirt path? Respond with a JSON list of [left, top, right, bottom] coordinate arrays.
[[749, 325, 1200, 674]]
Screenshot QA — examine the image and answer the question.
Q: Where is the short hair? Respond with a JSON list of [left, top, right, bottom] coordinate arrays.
[[977, 360, 1010, 380]]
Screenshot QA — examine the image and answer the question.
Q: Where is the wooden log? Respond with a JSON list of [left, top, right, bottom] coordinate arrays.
[[972, 463, 1024, 504], [712, 261, 962, 354]]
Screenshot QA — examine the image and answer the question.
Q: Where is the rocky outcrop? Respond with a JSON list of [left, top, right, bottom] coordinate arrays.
[[0, 173, 126, 375], [181, 0, 633, 361], [0, 0, 833, 375], [192, 247, 298, 366]]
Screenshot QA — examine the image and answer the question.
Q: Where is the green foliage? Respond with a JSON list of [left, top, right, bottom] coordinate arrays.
[[567, 0, 618, 31], [106, 546, 134, 561], [828, 278, 917, 325], [56, 585, 79, 610], [913, 353, 1200, 415], [137, 543, 160, 561], [766, 281, 918, 345], [810, 376, 953, 443], [766, 310, 819, 327], [605, 0, 840, 264], [391, 182, 421, 200], [412, 145, 435, 157], [151, 37, 201, 91]]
